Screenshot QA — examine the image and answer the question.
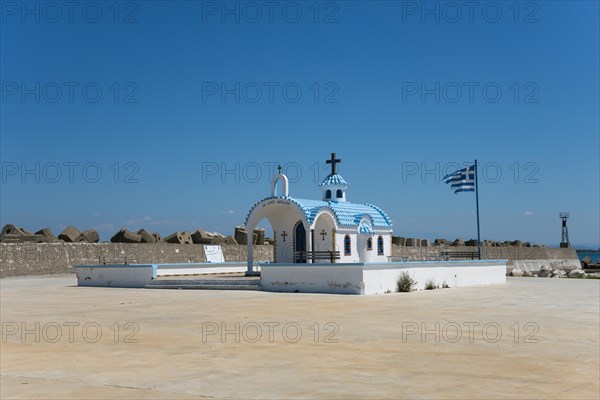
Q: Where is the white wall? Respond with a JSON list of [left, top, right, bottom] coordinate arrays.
[[261, 261, 507, 295], [363, 261, 507, 294], [337, 232, 392, 263], [336, 232, 359, 263], [76, 262, 251, 288], [75, 265, 156, 288], [261, 263, 365, 294]]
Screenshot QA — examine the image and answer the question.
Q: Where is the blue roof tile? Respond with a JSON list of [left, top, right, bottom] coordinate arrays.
[[245, 196, 393, 229]]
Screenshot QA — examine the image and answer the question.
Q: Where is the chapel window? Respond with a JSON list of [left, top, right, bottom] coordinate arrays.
[[344, 234, 351, 256]]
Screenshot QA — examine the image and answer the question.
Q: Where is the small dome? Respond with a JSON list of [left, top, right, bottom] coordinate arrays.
[[320, 174, 348, 202], [319, 174, 348, 187]]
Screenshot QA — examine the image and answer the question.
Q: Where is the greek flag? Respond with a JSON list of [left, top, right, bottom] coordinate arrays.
[[444, 165, 475, 194]]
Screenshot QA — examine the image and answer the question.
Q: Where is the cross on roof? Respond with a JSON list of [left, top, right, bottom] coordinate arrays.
[[326, 152, 341, 175], [277, 165, 282, 174]]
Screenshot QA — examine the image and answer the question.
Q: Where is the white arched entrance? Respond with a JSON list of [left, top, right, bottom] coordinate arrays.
[[312, 210, 337, 263], [245, 197, 311, 274]]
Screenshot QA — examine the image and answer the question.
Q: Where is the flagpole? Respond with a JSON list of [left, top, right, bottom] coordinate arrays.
[[475, 159, 481, 260]]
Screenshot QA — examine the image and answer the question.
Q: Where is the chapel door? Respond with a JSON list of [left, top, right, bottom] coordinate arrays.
[[294, 222, 306, 263]]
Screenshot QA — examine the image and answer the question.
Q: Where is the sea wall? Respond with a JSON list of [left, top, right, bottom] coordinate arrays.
[[0, 242, 580, 278]]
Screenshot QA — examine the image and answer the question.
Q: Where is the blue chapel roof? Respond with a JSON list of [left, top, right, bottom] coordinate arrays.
[[245, 196, 393, 229]]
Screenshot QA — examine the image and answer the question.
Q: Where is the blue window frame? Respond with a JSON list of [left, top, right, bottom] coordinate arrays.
[[336, 189, 343, 198], [377, 236, 384, 255], [367, 237, 373, 251], [325, 189, 332, 199]]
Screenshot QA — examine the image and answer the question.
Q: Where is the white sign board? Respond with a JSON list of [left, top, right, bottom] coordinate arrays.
[[204, 245, 224, 263]]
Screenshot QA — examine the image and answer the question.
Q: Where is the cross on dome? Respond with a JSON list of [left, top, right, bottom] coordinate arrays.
[[326, 153, 342, 175], [320, 152, 348, 202]]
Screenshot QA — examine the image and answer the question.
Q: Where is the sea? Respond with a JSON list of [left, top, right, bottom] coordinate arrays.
[[577, 251, 600, 264]]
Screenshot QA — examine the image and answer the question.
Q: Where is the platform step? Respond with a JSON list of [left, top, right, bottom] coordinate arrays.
[[148, 279, 258, 286], [145, 284, 261, 290]]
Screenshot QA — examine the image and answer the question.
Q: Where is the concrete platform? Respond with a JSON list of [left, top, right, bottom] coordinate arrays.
[[1, 275, 599, 399]]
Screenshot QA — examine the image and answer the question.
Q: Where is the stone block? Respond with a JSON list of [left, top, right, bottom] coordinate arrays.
[[207, 232, 227, 244], [181, 232, 193, 244], [111, 228, 142, 243], [191, 228, 208, 244], [152, 232, 162, 242], [1, 224, 24, 236], [538, 266, 552, 278], [234, 226, 248, 244], [35, 228, 55, 239], [434, 238, 451, 246], [465, 239, 478, 247], [137, 229, 156, 243], [20, 227, 33, 235], [420, 239, 430, 247], [511, 240, 523, 247], [191, 229, 224, 244], [58, 226, 81, 242], [253, 228, 266, 245], [391, 236, 402, 246], [453, 238, 465, 246], [551, 270, 566, 278], [164, 232, 193, 244], [234, 227, 256, 245], [224, 236, 238, 245], [568, 269, 586, 278], [77, 229, 99, 243]]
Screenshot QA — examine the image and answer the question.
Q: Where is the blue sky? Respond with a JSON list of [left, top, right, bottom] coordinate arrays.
[[1, 1, 598, 247]]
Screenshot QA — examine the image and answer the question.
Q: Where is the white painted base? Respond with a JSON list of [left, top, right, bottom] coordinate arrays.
[[261, 261, 507, 295], [75, 262, 249, 288], [75, 265, 156, 288], [76, 261, 507, 294]]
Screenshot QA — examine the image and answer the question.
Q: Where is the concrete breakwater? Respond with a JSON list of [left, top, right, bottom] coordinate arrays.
[[0, 242, 580, 278]]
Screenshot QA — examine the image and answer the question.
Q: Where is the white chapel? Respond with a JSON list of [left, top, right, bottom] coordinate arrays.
[[244, 153, 393, 268]]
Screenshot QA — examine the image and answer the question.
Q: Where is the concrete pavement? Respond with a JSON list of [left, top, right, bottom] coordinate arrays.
[[1, 276, 598, 399]]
